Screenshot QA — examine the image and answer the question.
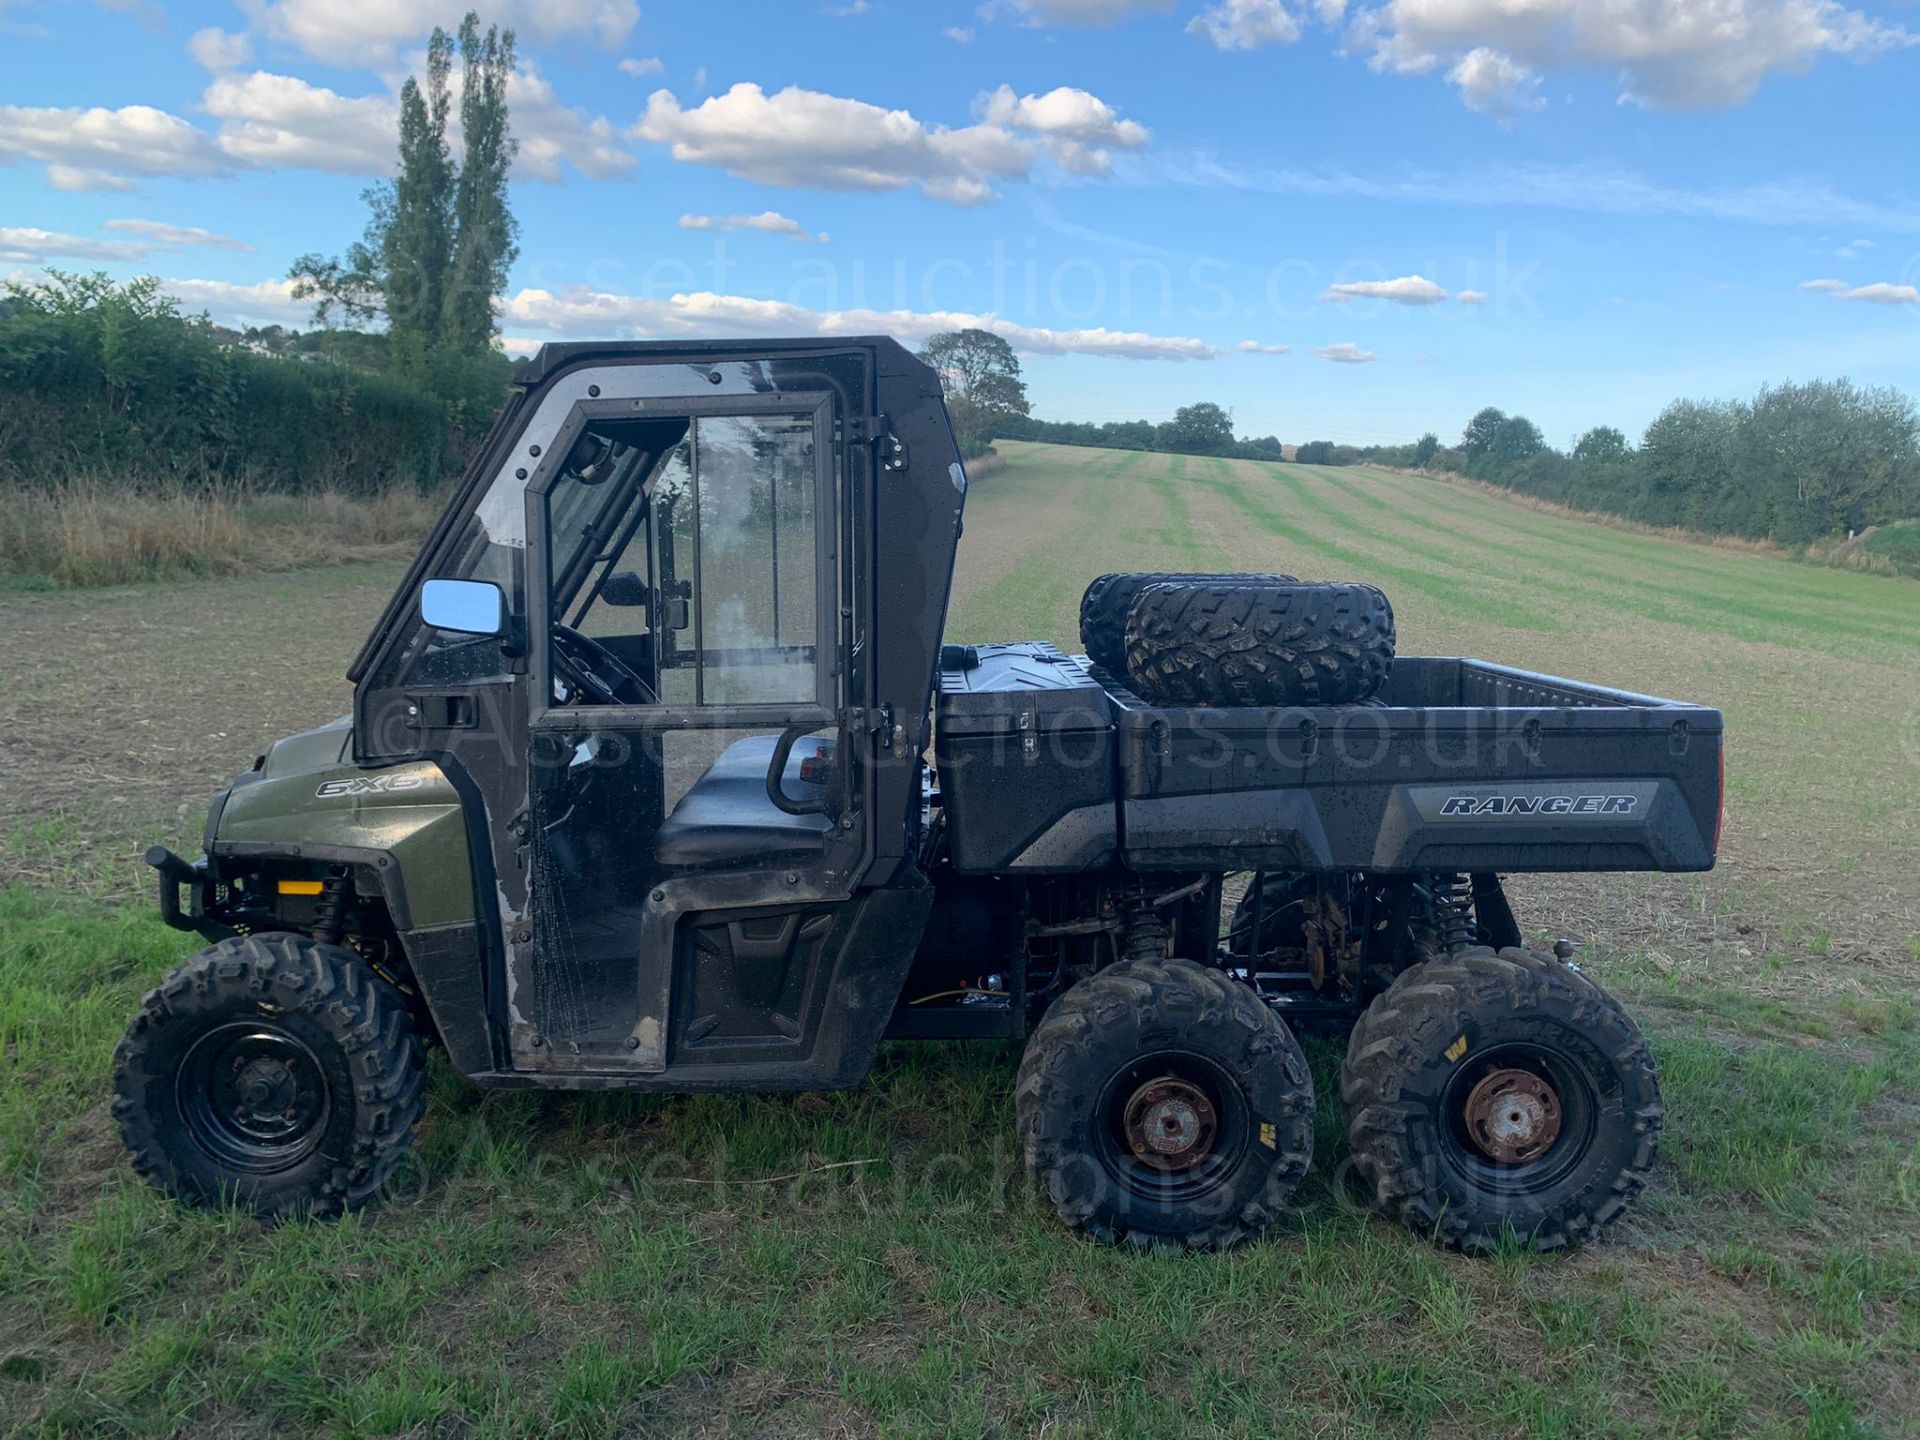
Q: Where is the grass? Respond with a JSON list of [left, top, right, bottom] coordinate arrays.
[[3, 441, 1919, 1436], [0, 480, 438, 589]]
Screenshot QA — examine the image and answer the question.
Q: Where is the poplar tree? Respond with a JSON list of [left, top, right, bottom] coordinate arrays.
[[290, 12, 517, 362]]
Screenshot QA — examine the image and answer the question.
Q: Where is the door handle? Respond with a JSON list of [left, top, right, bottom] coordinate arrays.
[[405, 692, 477, 729]]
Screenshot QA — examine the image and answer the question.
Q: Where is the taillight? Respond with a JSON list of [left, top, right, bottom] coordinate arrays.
[[1712, 744, 1725, 854]]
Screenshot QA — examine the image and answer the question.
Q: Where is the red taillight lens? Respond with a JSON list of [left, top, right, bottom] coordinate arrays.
[[1713, 744, 1725, 854]]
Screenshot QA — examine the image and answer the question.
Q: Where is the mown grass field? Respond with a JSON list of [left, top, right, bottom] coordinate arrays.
[[3, 440, 1919, 1439]]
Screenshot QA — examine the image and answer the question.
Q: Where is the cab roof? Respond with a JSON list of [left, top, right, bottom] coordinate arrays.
[[512, 335, 920, 387]]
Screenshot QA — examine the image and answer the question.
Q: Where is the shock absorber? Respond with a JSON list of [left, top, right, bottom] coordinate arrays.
[[1431, 873, 1474, 954], [1120, 884, 1171, 963], [311, 865, 353, 946]]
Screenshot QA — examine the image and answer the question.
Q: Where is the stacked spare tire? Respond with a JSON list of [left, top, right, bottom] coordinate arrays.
[[1079, 571, 1396, 707]]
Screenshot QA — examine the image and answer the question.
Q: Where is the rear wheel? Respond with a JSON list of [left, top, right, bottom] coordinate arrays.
[[1017, 956, 1314, 1249], [113, 933, 426, 1219], [1340, 946, 1661, 1252]]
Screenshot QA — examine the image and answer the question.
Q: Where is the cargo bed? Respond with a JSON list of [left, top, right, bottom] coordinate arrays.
[[934, 644, 1722, 877]]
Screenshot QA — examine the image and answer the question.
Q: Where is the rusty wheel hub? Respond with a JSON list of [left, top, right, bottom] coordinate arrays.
[[1462, 1067, 1562, 1164], [1122, 1076, 1219, 1172]]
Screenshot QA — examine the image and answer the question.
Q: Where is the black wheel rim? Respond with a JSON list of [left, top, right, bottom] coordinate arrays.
[[177, 1022, 331, 1173], [1438, 1041, 1598, 1195], [1094, 1050, 1251, 1204]]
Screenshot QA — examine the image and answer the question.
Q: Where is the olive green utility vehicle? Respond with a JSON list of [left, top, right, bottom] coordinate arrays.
[[123, 337, 1719, 1250]]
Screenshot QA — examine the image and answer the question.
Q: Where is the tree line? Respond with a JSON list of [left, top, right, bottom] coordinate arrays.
[[998, 405, 1289, 462], [1410, 384, 1919, 544]]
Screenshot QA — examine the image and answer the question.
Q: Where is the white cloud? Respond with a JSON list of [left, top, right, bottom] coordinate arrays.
[[158, 276, 311, 326], [976, 84, 1150, 175], [509, 63, 640, 181], [103, 218, 255, 251], [944, 25, 975, 41], [503, 284, 1219, 360], [188, 26, 254, 70], [0, 227, 151, 264], [1323, 274, 1447, 304], [1834, 237, 1873, 260], [241, 0, 641, 66], [47, 165, 138, 192], [1313, 341, 1377, 363], [1799, 277, 1849, 292], [0, 60, 629, 191], [0, 218, 257, 264], [1835, 282, 1920, 305], [0, 103, 226, 186], [1188, 0, 1302, 50], [1456, 288, 1487, 304], [618, 56, 664, 77], [1238, 339, 1292, 354], [1446, 47, 1543, 116], [827, 0, 871, 13], [634, 82, 1036, 205], [201, 71, 397, 175], [1355, 0, 1917, 113], [679, 210, 828, 243], [978, 85, 1150, 147], [636, 82, 1149, 203], [1002, 0, 1173, 24], [1151, 154, 1920, 233]]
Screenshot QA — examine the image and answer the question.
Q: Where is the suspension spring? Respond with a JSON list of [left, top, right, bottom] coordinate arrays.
[[1120, 886, 1171, 963], [312, 865, 353, 946], [1431, 873, 1474, 953]]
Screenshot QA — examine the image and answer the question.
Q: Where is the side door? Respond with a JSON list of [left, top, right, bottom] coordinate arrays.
[[515, 392, 868, 1073]]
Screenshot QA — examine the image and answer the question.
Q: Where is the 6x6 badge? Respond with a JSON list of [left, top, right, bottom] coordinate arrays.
[[315, 775, 426, 799]]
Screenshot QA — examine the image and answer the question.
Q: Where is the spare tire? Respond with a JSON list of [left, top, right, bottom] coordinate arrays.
[[1079, 571, 1291, 675], [1124, 579, 1395, 707]]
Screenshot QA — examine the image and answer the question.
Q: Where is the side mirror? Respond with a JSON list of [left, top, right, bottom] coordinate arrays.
[[421, 578, 505, 637], [599, 570, 650, 608]]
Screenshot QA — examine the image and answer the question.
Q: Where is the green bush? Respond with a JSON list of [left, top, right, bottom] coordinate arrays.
[[0, 272, 512, 496], [1856, 519, 1920, 575]]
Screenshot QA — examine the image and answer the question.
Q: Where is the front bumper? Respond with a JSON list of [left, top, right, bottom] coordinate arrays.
[[145, 845, 231, 940]]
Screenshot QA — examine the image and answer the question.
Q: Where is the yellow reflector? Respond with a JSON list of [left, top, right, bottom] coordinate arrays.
[[278, 879, 325, 897]]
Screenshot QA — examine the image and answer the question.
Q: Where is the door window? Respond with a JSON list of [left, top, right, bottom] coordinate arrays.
[[681, 414, 819, 705], [545, 411, 822, 709]]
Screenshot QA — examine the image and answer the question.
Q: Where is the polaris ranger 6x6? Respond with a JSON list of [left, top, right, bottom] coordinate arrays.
[[124, 337, 1719, 1252]]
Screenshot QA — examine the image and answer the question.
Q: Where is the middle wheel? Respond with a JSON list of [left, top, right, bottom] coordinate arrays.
[[1016, 956, 1315, 1249]]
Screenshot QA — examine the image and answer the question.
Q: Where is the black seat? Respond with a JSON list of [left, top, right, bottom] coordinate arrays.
[[652, 734, 833, 869]]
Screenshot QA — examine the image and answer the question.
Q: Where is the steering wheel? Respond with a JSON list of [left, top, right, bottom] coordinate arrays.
[[551, 624, 657, 706]]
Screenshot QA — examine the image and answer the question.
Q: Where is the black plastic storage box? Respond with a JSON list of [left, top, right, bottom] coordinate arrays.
[[1111, 657, 1721, 875], [934, 643, 1119, 873]]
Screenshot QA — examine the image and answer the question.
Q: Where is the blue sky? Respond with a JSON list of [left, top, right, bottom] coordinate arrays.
[[3, 0, 1918, 447]]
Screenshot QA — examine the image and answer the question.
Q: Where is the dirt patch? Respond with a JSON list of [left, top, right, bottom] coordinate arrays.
[[0, 561, 406, 895]]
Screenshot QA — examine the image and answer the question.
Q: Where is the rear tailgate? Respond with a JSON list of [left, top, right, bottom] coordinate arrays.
[[1113, 657, 1723, 875]]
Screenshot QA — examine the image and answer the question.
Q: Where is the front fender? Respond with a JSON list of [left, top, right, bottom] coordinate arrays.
[[214, 757, 476, 930]]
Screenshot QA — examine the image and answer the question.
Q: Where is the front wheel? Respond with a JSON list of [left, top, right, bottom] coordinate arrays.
[[1016, 957, 1315, 1249], [113, 933, 426, 1219], [1340, 946, 1662, 1252]]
